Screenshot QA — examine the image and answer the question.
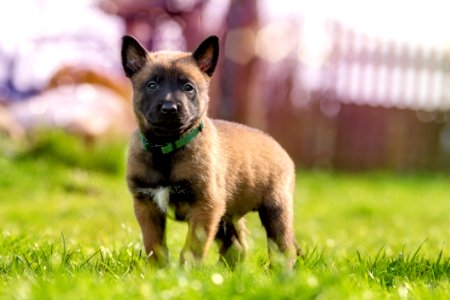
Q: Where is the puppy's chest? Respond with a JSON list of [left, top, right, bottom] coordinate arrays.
[[134, 181, 196, 221], [136, 186, 170, 212], [130, 150, 200, 220]]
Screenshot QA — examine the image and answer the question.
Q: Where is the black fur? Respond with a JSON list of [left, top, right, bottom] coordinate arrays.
[[192, 36, 219, 77], [121, 35, 147, 77]]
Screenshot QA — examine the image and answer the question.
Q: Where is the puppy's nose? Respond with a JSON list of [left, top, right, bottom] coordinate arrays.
[[161, 102, 178, 114]]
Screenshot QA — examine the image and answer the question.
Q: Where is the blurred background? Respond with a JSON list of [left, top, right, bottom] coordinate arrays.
[[1, 0, 449, 171]]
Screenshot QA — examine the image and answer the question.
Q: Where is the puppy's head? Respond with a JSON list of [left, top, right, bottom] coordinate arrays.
[[121, 35, 219, 136]]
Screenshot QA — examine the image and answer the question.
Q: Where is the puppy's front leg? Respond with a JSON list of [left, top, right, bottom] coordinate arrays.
[[134, 198, 168, 267], [180, 204, 224, 267]]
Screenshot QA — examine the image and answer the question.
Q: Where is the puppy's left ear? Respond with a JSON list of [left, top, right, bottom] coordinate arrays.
[[192, 36, 219, 77]]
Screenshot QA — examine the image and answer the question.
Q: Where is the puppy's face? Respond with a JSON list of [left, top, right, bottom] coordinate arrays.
[[121, 36, 219, 136]]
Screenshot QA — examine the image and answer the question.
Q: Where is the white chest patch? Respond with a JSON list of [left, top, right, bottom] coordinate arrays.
[[135, 187, 171, 213]]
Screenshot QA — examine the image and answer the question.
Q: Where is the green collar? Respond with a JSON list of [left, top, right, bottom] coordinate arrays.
[[139, 121, 204, 154]]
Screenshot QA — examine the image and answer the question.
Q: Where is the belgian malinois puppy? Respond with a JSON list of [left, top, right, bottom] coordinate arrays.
[[122, 35, 299, 268]]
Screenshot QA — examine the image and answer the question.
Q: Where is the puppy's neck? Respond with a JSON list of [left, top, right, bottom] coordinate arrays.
[[140, 120, 199, 142], [138, 119, 205, 154]]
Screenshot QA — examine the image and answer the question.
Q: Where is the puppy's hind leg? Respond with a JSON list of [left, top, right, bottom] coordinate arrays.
[[215, 218, 248, 268], [258, 197, 298, 269]]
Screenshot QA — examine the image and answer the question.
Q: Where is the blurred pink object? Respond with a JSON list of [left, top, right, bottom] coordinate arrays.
[[10, 84, 134, 140]]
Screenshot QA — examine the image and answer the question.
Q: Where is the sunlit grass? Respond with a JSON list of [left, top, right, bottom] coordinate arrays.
[[0, 132, 449, 299]]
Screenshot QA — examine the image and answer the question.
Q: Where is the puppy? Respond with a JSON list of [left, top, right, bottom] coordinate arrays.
[[122, 35, 299, 268]]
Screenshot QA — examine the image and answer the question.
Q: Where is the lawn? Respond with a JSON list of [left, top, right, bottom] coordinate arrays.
[[0, 132, 449, 299]]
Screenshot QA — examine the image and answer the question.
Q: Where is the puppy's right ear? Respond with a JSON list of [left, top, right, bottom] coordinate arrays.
[[121, 35, 148, 77]]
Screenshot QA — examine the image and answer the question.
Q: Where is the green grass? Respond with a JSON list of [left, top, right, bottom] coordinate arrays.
[[0, 131, 449, 299]]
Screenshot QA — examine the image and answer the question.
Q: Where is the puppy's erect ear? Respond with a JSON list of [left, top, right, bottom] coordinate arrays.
[[192, 36, 219, 77], [121, 35, 148, 78]]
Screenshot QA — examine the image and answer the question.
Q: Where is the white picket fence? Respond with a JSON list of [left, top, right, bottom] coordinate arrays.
[[328, 27, 450, 111]]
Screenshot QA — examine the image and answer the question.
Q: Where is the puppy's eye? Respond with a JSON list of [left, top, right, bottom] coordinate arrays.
[[147, 81, 158, 90], [183, 83, 194, 92]]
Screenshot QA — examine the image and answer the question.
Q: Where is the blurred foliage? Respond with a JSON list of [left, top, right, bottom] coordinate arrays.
[[3, 131, 127, 175]]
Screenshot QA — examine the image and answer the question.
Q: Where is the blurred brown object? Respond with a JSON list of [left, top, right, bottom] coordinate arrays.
[[47, 66, 132, 103], [100, 0, 209, 50], [219, 0, 259, 124]]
